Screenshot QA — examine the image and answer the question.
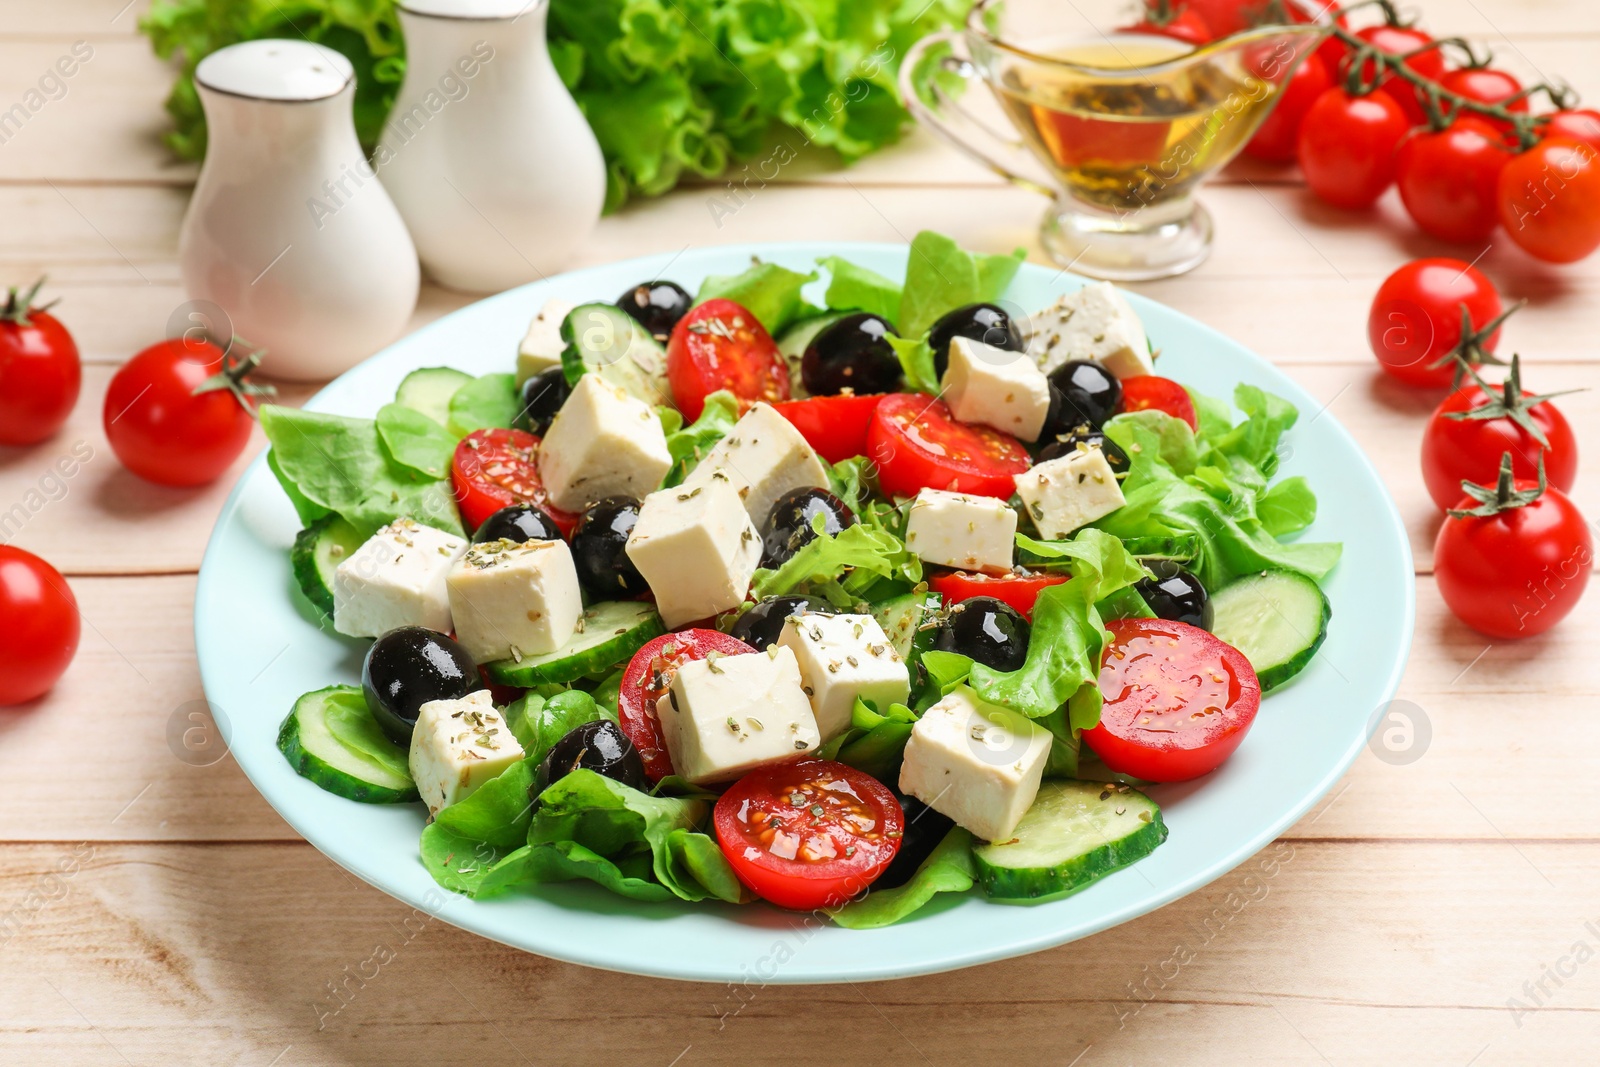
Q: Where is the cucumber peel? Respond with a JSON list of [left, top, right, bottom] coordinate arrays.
[[484, 601, 665, 687], [278, 685, 419, 804]]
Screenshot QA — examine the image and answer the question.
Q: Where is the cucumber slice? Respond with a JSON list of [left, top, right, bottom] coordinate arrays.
[[1209, 569, 1331, 692], [559, 303, 671, 406], [395, 366, 473, 428], [973, 780, 1167, 901], [870, 590, 942, 662], [278, 686, 419, 803], [774, 312, 848, 396], [483, 601, 665, 687], [290, 514, 365, 618]]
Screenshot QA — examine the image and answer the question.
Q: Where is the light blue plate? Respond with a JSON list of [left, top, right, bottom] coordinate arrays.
[[195, 243, 1414, 984]]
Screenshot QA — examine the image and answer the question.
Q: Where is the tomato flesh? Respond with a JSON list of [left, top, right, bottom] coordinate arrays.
[[1082, 617, 1261, 782], [666, 299, 789, 423], [714, 758, 903, 910], [0, 307, 80, 447], [1117, 375, 1197, 429], [618, 629, 756, 781], [867, 392, 1030, 499], [927, 570, 1068, 621], [103, 339, 255, 487], [450, 428, 576, 536], [0, 546, 80, 706], [773, 394, 883, 464]]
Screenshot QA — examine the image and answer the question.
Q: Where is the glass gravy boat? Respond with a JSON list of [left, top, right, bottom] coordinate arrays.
[[901, 0, 1326, 280]]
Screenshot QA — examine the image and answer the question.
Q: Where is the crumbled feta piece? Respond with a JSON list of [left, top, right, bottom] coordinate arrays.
[[776, 612, 910, 740], [537, 373, 672, 512], [679, 401, 830, 525], [943, 335, 1052, 441], [446, 537, 583, 665], [409, 690, 524, 818], [1013, 444, 1125, 540], [516, 297, 576, 385], [898, 686, 1051, 843], [1025, 282, 1152, 380], [904, 488, 1017, 574], [656, 646, 820, 784], [625, 474, 762, 628], [332, 518, 468, 638]]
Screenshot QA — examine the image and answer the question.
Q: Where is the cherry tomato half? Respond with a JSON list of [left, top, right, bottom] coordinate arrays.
[[618, 629, 756, 781], [772, 394, 883, 464], [1081, 617, 1261, 782], [1395, 118, 1511, 244], [0, 546, 80, 706], [1367, 258, 1503, 388], [450, 428, 577, 536], [0, 280, 80, 447], [1243, 52, 1332, 163], [927, 570, 1069, 621], [1298, 87, 1411, 210], [867, 393, 1030, 500], [1497, 139, 1600, 264], [103, 338, 257, 487], [1118, 375, 1197, 429], [714, 758, 904, 910], [1421, 369, 1578, 512], [666, 299, 789, 423]]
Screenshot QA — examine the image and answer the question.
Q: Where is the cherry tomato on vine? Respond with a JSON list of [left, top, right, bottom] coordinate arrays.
[[1541, 109, 1600, 152], [1183, 0, 1251, 38], [1244, 52, 1332, 162], [665, 298, 789, 423], [0, 279, 80, 447], [1354, 25, 1447, 126], [1438, 68, 1526, 132], [1421, 356, 1578, 511], [1125, 0, 1211, 46], [1395, 118, 1511, 243], [1298, 87, 1411, 209], [103, 338, 270, 487], [1497, 138, 1600, 264], [450, 428, 577, 535], [1367, 258, 1504, 388], [0, 545, 80, 706], [1434, 457, 1592, 639], [1118, 375, 1197, 429]]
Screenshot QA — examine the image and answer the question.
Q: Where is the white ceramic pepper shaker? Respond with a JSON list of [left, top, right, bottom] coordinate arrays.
[[179, 40, 420, 382], [377, 0, 607, 293]]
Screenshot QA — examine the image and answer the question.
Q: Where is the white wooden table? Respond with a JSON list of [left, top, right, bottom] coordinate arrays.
[[1, 2, 1597, 1062]]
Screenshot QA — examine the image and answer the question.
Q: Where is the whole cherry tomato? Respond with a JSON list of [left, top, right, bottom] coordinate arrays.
[[1421, 355, 1578, 511], [0, 546, 80, 706], [1367, 258, 1504, 388], [1434, 455, 1592, 639], [1497, 139, 1600, 264], [1541, 109, 1600, 152], [1183, 0, 1251, 38], [1438, 68, 1526, 132], [104, 338, 270, 487], [1244, 53, 1332, 162], [0, 278, 80, 447], [1395, 118, 1511, 243], [1126, 0, 1211, 45], [1298, 87, 1412, 209], [1354, 25, 1447, 126], [665, 299, 789, 423]]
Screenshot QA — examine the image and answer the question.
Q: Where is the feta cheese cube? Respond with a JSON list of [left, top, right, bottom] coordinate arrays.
[[898, 687, 1051, 843], [446, 537, 583, 665], [516, 298, 575, 385], [1026, 282, 1152, 380], [626, 474, 762, 627], [409, 690, 525, 818], [904, 488, 1017, 574], [657, 646, 821, 784], [537, 373, 672, 512], [777, 612, 910, 740], [943, 336, 1052, 441], [1013, 444, 1126, 540], [679, 401, 830, 525], [332, 518, 468, 638]]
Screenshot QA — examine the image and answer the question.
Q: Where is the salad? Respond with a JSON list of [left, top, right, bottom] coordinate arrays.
[[261, 232, 1340, 928]]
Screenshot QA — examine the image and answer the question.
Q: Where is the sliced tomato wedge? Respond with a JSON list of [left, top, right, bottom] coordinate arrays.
[[867, 393, 1031, 499], [1082, 617, 1260, 782], [927, 570, 1068, 620], [1117, 375, 1197, 430], [450, 428, 579, 536], [617, 629, 756, 781], [666, 298, 790, 422], [772, 393, 883, 464], [714, 758, 904, 910]]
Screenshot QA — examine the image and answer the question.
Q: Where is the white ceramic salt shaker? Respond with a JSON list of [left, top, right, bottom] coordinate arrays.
[[377, 0, 607, 293], [179, 40, 420, 382]]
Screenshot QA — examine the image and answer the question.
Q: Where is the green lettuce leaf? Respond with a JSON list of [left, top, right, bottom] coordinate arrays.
[[419, 758, 538, 896], [658, 389, 740, 488], [695, 261, 817, 335], [897, 231, 1026, 338], [446, 373, 519, 438], [504, 690, 615, 767], [749, 519, 911, 606], [828, 827, 975, 929], [375, 402, 457, 479], [818, 255, 901, 323], [888, 335, 940, 396], [817, 698, 919, 781]]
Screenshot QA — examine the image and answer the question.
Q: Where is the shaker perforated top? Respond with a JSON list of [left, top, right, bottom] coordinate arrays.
[[194, 40, 354, 102]]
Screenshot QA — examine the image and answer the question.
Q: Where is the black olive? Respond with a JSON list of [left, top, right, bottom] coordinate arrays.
[[512, 367, 570, 436], [1037, 425, 1131, 475], [760, 487, 857, 569], [875, 794, 955, 890], [362, 627, 483, 744], [801, 313, 900, 396], [729, 594, 834, 651], [931, 596, 1030, 673], [616, 280, 691, 341], [570, 496, 645, 599], [1136, 561, 1213, 631], [927, 303, 1025, 379], [533, 720, 649, 798], [472, 503, 563, 545], [1043, 360, 1121, 433]]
